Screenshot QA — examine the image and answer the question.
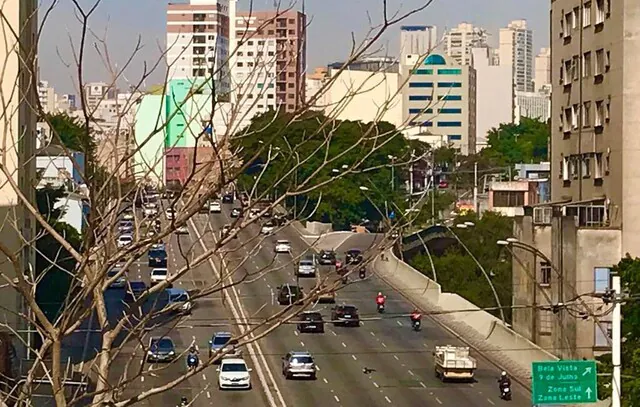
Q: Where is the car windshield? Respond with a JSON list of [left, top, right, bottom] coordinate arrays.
[[304, 313, 322, 321], [120, 221, 132, 226], [152, 338, 173, 350], [152, 269, 167, 276], [149, 250, 166, 258], [300, 261, 313, 266], [277, 241, 289, 245], [107, 269, 121, 277], [341, 306, 357, 313], [291, 356, 313, 364], [212, 336, 231, 346], [119, 236, 132, 241], [130, 282, 145, 289], [221, 363, 247, 372], [170, 293, 188, 302], [283, 286, 300, 294]]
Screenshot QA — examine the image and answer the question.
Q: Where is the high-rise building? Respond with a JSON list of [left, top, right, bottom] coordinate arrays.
[[511, 0, 640, 361], [400, 25, 437, 57], [230, 9, 306, 114], [534, 47, 551, 92], [37, 80, 57, 114], [166, 0, 230, 93], [444, 23, 488, 66], [82, 82, 115, 111], [0, 0, 38, 364], [402, 53, 476, 155], [499, 19, 534, 92], [515, 90, 550, 121], [471, 48, 513, 150]]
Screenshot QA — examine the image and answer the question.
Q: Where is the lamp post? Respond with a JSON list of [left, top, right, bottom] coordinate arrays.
[[387, 155, 397, 192], [447, 222, 506, 323]]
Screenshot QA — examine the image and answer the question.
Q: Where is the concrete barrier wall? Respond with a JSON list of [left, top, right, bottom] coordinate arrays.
[[373, 249, 559, 385], [306, 221, 332, 235]]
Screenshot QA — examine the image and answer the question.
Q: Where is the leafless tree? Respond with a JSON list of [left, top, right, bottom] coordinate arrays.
[[0, 0, 438, 405]]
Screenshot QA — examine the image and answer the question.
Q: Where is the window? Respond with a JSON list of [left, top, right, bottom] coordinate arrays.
[[439, 95, 462, 101], [583, 2, 592, 27], [605, 50, 611, 72], [595, 0, 605, 25], [583, 101, 591, 127], [437, 82, 462, 88], [594, 100, 604, 127], [437, 68, 462, 75], [595, 322, 612, 347], [437, 121, 462, 127], [540, 262, 552, 286], [583, 51, 592, 77], [595, 49, 605, 76], [564, 12, 573, 37], [572, 7, 579, 29], [560, 18, 565, 38], [413, 69, 433, 75], [595, 152, 603, 179], [582, 154, 591, 177], [408, 108, 429, 114], [448, 135, 462, 141], [409, 82, 433, 88], [570, 156, 579, 179], [563, 108, 572, 133], [605, 99, 611, 121], [563, 60, 572, 85], [562, 156, 570, 181], [439, 108, 462, 114], [493, 191, 525, 207], [409, 95, 431, 101], [594, 267, 611, 293], [539, 310, 553, 335], [572, 55, 580, 81], [247, 51, 253, 56], [605, 151, 611, 174]]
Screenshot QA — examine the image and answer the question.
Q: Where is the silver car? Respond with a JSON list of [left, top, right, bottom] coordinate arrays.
[[282, 351, 316, 379], [296, 256, 317, 277]]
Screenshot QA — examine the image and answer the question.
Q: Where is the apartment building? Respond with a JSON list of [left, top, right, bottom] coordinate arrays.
[[166, 0, 230, 92], [535, 47, 552, 92], [231, 9, 306, 114], [400, 25, 438, 57], [444, 23, 488, 66], [82, 82, 116, 111], [0, 0, 38, 365], [515, 91, 551, 121], [37, 80, 57, 114], [402, 53, 476, 155], [512, 0, 638, 360], [499, 20, 534, 92]]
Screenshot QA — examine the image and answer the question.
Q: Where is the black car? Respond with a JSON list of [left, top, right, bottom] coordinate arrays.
[[297, 311, 325, 333], [222, 193, 234, 204], [318, 250, 336, 265], [277, 284, 304, 305], [148, 248, 167, 267], [331, 304, 360, 327], [124, 281, 148, 302], [345, 249, 363, 265], [147, 337, 176, 362], [230, 207, 242, 218]]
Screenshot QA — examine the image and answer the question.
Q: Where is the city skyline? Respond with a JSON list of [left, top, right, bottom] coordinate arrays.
[[39, 0, 548, 93]]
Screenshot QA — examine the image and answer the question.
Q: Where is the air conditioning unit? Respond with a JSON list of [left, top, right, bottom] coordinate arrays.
[[533, 207, 552, 225]]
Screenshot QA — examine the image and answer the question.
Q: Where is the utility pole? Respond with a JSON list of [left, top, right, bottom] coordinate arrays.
[[473, 161, 478, 214], [431, 150, 436, 223], [612, 275, 621, 407]]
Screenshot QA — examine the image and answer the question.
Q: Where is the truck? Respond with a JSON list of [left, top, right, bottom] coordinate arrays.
[[433, 345, 477, 382]]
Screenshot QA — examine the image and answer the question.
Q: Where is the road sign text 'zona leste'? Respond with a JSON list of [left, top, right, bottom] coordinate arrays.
[[531, 360, 598, 405]]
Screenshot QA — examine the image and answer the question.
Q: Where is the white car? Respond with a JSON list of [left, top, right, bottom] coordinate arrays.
[[144, 205, 158, 217], [176, 225, 189, 235], [165, 209, 175, 220], [274, 240, 291, 253], [209, 201, 222, 213], [150, 268, 168, 285], [217, 358, 252, 390], [261, 222, 275, 235], [123, 213, 134, 221], [117, 234, 133, 248]]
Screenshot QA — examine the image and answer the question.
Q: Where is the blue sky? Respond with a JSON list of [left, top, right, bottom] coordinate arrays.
[[39, 0, 549, 93]]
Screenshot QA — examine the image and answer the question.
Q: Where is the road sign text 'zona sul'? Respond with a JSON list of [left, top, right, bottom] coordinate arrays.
[[531, 360, 598, 405]]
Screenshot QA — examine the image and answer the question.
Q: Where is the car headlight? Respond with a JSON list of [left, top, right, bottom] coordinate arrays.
[[147, 351, 153, 355], [169, 351, 175, 355]]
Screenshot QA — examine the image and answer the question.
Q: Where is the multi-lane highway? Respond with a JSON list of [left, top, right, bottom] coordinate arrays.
[[96, 198, 532, 406]]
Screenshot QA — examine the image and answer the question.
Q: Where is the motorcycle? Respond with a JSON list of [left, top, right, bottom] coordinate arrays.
[[186, 354, 199, 371], [377, 303, 385, 313], [499, 382, 512, 401], [412, 319, 421, 331]]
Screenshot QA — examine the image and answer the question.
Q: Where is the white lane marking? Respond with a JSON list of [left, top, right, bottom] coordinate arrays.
[[381, 342, 387, 348], [384, 396, 391, 403], [323, 378, 328, 383], [147, 365, 153, 371], [397, 320, 403, 326], [420, 381, 426, 388], [393, 355, 399, 361], [316, 365, 320, 371], [370, 331, 375, 336], [202, 374, 207, 381], [373, 382, 379, 388], [206, 391, 211, 398], [334, 395, 340, 403], [487, 399, 495, 405], [330, 330, 337, 336], [341, 342, 347, 348], [294, 330, 299, 336], [435, 397, 443, 404], [351, 354, 357, 361], [140, 376, 144, 382], [300, 341, 305, 347], [408, 369, 414, 376]]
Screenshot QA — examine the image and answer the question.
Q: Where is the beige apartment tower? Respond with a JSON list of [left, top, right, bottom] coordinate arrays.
[[0, 0, 38, 365], [512, 0, 640, 361]]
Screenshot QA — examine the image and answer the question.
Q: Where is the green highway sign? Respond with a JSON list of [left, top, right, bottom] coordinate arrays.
[[532, 360, 598, 405]]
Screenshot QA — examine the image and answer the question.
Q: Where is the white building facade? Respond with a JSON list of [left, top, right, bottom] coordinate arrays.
[[37, 80, 57, 114], [499, 19, 534, 92], [444, 23, 488, 66], [400, 25, 438, 57], [166, 0, 230, 93], [471, 48, 513, 150], [515, 91, 551, 122], [534, 47, 551, 92]]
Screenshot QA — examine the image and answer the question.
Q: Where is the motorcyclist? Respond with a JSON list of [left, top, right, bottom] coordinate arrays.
[[498, 371, 511, 389], [375, 292, 386, 306], [187, 346, 199, 369], [179, 396, 188, 406], [410, 308, 422, 324]]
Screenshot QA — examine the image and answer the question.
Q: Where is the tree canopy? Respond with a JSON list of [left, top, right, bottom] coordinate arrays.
[[410, 211, 513, 321], [234, 111, 414, 230], [596, 255, 640, 406], [481, 117, 549, 166], [43, 112, 88, 152]]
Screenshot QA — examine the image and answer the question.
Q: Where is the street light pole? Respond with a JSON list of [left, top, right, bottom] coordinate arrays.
[[612, 275, 621, 407]]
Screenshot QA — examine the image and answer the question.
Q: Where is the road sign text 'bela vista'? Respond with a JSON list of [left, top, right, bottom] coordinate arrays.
[[531, 360, 598, 405]]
